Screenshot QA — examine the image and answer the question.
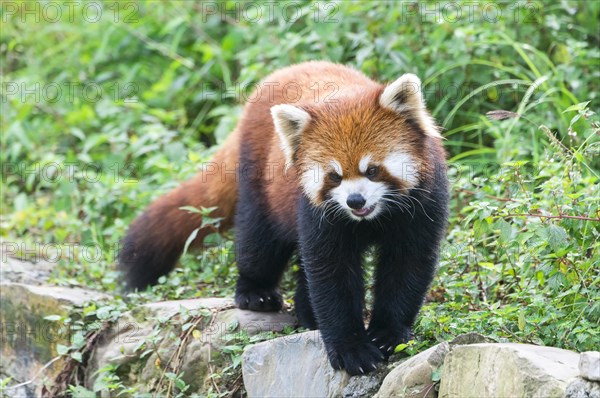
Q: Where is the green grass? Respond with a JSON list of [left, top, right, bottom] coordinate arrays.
[[1, 0, 599, 394]]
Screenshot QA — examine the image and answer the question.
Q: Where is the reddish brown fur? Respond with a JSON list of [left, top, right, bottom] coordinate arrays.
[[126, 130, 239, 256], [236, 62, 434, 228], [296, 90, 431, 200]]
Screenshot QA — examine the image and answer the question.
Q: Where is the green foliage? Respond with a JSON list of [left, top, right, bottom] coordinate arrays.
[[1, 1, 599, 395], [417, 124, 600, 352], [0, 377, 13, 394]]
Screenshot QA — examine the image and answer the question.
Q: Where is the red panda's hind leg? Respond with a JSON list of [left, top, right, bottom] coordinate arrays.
[[233, 176, 295, 311]]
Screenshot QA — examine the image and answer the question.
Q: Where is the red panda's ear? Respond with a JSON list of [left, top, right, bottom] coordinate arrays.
[[271, 104, 311, 167], [380, 74, 442, 139]]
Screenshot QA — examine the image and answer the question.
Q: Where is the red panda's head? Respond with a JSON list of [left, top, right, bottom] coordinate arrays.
[[271, 74, 441, 221]]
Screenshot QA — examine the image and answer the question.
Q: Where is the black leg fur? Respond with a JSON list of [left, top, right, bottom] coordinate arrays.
[[234, 209, 294, 311], [368, 244, 435, 358], [294, 264, 318, 329], [369, 163, 449, 357], [234, 148, 295, 312], [297, 198, 384, 376]]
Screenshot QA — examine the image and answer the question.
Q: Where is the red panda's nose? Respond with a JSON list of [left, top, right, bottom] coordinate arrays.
[[347, 193, 366, 209]]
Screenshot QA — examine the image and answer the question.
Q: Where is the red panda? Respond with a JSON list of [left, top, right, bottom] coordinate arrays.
[[119, 61, 449, 375]]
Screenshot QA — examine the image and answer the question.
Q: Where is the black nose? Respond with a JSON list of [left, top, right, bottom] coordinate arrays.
[[347, 193, 366, 209]]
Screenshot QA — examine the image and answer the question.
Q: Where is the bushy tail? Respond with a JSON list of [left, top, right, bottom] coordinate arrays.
[[118, 131, 240, 290]]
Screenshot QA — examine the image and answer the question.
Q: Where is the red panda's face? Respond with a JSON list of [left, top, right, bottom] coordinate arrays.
[[296, 113, 425, 221], [272, 73, 441, 221], [299, 150, 420, 221]]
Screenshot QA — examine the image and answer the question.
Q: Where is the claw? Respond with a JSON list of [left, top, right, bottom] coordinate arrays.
[[266, 296, 272, 301], [379, 344, 385, 350], [259, 297, 264, 303], [245, 298, 250, 305], [358, 366, 364, 374], [387, 346, 394, 352], [371, 363, 377, 370], [371, 338, 377, 342]]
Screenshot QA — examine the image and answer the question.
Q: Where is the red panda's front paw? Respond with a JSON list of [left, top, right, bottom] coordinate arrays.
[[367, 324, 413, 358], [235, 288, 283, 312], [327, 341, 384, 376]]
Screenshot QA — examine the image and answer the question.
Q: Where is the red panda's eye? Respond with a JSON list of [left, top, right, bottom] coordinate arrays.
[[328, 172, 342, 183], [366, 166, 379, 179]]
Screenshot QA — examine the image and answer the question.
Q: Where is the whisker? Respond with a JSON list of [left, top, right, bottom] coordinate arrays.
[[407, 195, 435, 221]]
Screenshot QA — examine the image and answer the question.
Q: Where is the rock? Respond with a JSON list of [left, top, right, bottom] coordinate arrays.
[[565, 377, 600, 398], [0, 253, 54, 285], [439, 343, 581, 398], [374, 342, 449, 398], [136, 297, 234, 320], [88, 298, 296, 395], [342, 372, 387, 398], [1, 282, 110, 307], [0, 282, 110, 397], [579, 352, 600, 382], [449, 332, 497, 346], [372, 333, 496, 398], [242, 331, 499, 398], [242, 330, 351, 398]]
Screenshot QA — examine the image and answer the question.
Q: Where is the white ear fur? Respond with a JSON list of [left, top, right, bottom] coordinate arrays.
[[380, 74, 442, 139], [271, 104, 311, 167]]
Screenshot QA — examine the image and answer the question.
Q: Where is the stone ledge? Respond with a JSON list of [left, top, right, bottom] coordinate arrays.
[[1, 254, 54, 285], [242, 330, 353, 398], [242, 333, 598, 398], [579, 351, 600, 382], [86, 297, 297, 394], [1, 282, 110, 397], [439, 343, 581, 398]]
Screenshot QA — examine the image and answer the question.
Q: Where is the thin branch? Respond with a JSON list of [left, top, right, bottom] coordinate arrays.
[[5, 356, 61, 390], [456, 188, 517, 202], [117, 24, 195, 70], [503, 213, 600, 222]]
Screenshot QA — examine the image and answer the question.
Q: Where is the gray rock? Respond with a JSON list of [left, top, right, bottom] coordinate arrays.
[[0, 282, 109, 397], [374, 342, 449, 398], [449, 332, 497, 346], [439, 343, 580, 398], [580, 352, 600, 382], [2, 282, 110, 307], [372, 333, 496, 398], [241, 331, 499, 398], [218, 307, 296, 338], [242, 330, 351, 398], [565, 377, 600, 398], [137, 297, 234, 319], [1, 253, 54, 285], [87, 298, 296, 395], [342, 369, 388, 397]]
